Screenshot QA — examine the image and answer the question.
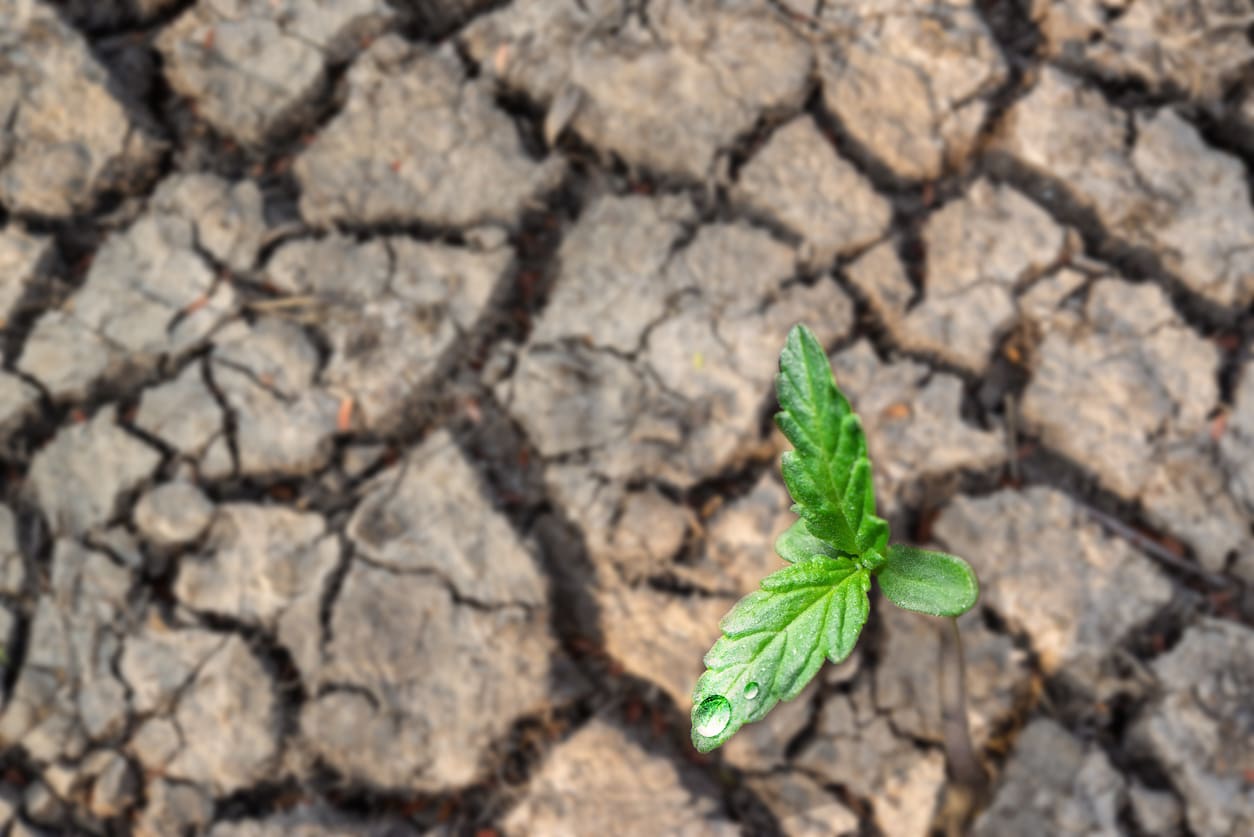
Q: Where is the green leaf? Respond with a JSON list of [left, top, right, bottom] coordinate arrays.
[[774, 519, 853, 564], [878, 544, 979, 617], [775, 325, 889, 558], [691, 556, 870, 752]]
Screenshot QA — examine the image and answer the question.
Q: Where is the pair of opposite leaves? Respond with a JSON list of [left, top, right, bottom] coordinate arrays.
[[691, 325, 979, 752]]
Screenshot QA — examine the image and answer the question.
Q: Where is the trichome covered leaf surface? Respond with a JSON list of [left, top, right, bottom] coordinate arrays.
[[878, 544, 979, 617], [775, 518, 853, 564], [691, 557, 870, 752], [692, 325, 882, 752], [774, 325, 888, 558]]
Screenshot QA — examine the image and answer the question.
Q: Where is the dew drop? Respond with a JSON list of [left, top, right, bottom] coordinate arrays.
[[744, 682, 760, 700], [694, 695, 732, 737]]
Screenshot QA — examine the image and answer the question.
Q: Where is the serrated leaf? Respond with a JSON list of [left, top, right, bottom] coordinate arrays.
[[775, 325, 889, 557], [691, 556, 870, 752], [878, 544, 979, 617], [774, 519, 853, 564]]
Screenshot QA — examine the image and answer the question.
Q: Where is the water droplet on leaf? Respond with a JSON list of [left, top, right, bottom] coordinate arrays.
[[694, 695, 731, 737], [744, 682, 760, 700]]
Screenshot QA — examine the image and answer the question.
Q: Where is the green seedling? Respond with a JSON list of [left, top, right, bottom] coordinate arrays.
[[691, 324, 981, 755]]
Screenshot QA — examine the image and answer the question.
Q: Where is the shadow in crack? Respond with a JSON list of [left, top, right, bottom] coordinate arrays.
[[452, 381, 786, 834]]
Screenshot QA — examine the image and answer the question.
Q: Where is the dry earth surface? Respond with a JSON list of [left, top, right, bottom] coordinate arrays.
[[0, 0, 1252, 835]]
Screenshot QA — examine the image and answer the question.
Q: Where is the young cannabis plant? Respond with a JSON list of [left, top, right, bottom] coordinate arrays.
[[691, 324, 980, 752]]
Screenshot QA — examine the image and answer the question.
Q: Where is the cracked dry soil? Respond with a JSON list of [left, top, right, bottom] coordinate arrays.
[[0, 0, 1252, 835]]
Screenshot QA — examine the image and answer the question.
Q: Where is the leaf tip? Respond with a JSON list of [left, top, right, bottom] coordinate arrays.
[[691, 692, 734, 752]]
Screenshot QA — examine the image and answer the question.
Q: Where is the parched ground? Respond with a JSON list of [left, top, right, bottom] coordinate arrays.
[[0, 0, 1252, 834]]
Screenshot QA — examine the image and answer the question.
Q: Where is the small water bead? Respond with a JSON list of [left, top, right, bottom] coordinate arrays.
[[743, 682, 760, 700], [694, 695, 732, 737]]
